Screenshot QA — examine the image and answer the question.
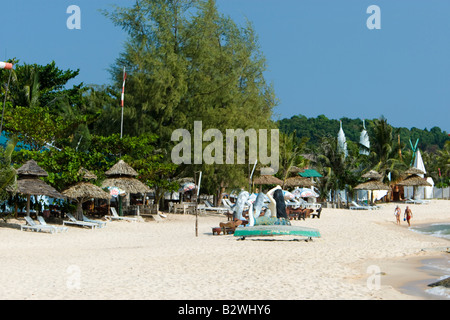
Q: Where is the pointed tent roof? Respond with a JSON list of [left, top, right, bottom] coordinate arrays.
[[359, 120, 370, 156], [337, 120, 348, 158], [413, 149, 426, 177]]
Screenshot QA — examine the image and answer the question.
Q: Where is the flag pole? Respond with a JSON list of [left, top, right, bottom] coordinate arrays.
[[0, 61, 14, 140], [120, 67, 126, 139]]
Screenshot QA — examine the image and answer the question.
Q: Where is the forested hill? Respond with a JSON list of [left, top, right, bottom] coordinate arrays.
[[278, 114, 449, 153]]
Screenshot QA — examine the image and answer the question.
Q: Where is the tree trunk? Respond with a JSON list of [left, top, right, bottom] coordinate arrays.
[[76, 201, 83, 220]]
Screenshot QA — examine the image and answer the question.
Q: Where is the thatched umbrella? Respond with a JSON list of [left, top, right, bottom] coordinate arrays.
[[362, 170, 383, 180], [253, 175, 283, 186], [62, 168, 111, 220], [283, 176, 315, 188], [101, 160, 152, 216], [15, 160, 65, 217]]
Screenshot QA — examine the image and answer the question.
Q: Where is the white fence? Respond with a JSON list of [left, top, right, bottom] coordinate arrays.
[[433, 187, 450, 199], [404, 186, 450, 200]]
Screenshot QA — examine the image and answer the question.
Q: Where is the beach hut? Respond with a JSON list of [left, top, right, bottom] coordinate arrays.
[[101, 160, 152, 216], [355, 170, 390, 204], [62, 168, 111, 220], [397, 167, 432, 200], [15, 160, 65, 217]]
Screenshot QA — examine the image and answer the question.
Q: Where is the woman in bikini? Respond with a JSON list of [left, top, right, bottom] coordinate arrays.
[[394, 205, 401, 225]]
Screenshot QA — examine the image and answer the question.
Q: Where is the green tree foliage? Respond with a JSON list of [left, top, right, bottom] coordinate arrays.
[[1, 61, 91, 151], [279, 114, 449, 152], [101, 0, 277, 202]]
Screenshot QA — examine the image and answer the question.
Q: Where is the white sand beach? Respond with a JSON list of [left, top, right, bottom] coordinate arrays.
[[0, 200, 449, 300]]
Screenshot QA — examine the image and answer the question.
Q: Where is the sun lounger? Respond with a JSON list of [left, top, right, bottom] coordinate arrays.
[[203, 200, 232, 214], [82, 214, 107, 228], [106, 207, 139, 222], [37, 216, 68, 233], [405, 198, 430, 205], [21, 216, 57, 234], [350, 201, 372, 210], [63, 213, 98, 229]]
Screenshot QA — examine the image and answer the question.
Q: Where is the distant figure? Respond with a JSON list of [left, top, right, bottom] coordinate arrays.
[[404, 206, 413, 227], [394, 205, 401, 225]]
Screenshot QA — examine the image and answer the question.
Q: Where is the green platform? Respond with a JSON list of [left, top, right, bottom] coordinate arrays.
[[234, 225, 321, 240]]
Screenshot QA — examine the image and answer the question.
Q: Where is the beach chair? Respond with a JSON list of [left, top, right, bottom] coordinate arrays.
[[21, 216, 57, 234], [82, 213, 107, 228], [63, 213, 98, 229], [406, 198, 430, 205], [203, 200, 232, 214], [37, 216, 68, 233], [221, 199, 235, 211], [349, 201, 372, 210], [107, 207, 139, 222], [357, 201, 379, 210]]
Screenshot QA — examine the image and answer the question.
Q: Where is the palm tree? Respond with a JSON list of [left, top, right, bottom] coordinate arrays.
[[0, 136, 18, 213], [278, 131, 309, 185], [435, 141, 450, 186], [369, 117, 406, 184]]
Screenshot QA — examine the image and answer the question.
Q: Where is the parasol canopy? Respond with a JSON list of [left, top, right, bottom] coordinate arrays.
[[282, 190, 295, 200], [108, 186, 126, 198], [293, 187, 319, 198], [179, 182, 196, 193]]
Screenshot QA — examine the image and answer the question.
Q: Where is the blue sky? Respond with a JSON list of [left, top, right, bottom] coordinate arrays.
[[2, 0, 450, 132]]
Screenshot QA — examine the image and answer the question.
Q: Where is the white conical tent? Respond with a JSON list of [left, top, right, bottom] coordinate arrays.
[[359, 120, 370, 156], [413, 149, 426, 177], [337, 121, 348, 158]]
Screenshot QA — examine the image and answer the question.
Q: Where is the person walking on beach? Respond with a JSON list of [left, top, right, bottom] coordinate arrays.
[[394, 205, 401, 225], [404, 206, 413, 227]]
